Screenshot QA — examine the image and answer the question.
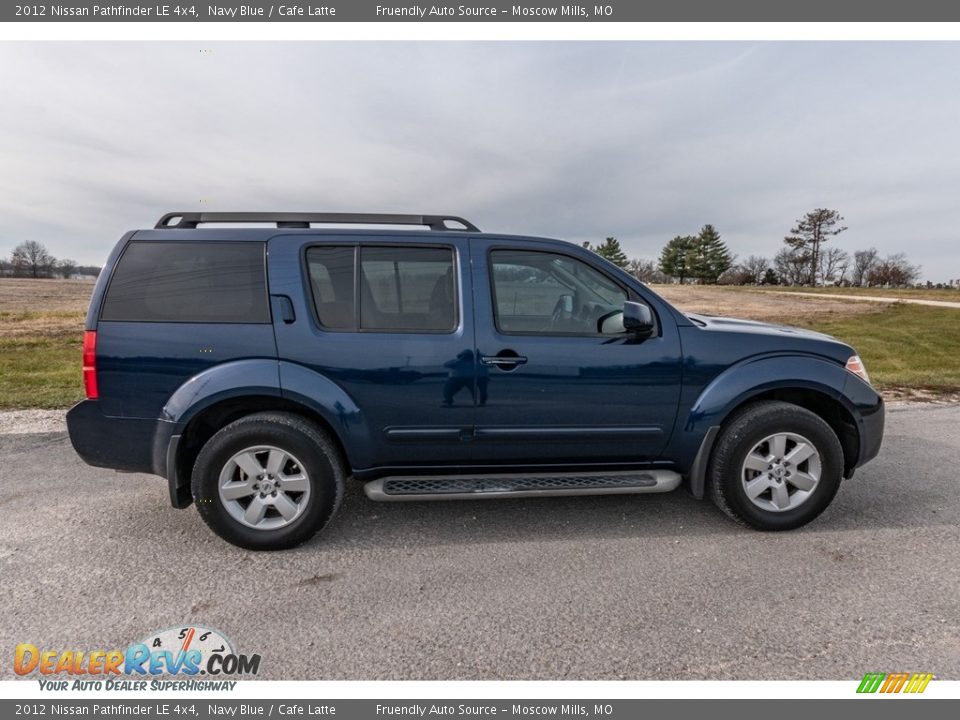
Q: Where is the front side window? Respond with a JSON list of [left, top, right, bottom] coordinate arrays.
[[490, 249, 628, 335], [101, 241, 269, 323]]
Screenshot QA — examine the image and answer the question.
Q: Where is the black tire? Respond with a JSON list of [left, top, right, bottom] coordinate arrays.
[[191, 412, 345, 550], [708, 400, 844, 531]]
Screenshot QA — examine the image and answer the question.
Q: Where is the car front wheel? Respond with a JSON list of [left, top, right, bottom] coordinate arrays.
[[708, 400, 844, 531]]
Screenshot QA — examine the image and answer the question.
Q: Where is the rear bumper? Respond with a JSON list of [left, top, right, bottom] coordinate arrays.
[[65, 400, 182, 487]]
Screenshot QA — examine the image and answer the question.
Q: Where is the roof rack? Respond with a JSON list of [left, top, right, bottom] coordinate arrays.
[[154, 212, 480, 232]]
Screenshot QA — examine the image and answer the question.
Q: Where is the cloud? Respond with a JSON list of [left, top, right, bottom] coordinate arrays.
[[0, 41, 958, 280]]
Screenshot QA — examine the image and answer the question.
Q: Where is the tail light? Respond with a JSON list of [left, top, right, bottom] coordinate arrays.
[[82, 330, 98, 399]]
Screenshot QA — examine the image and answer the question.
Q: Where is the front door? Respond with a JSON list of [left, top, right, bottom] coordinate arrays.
[[470, 241, 683, 465]]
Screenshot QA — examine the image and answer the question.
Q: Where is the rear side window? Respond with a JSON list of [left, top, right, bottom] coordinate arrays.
[[305, 246, 355, 330], [360, 247, 456, 332], [305, 245, 457, 333], [101, 242, 269, 323]]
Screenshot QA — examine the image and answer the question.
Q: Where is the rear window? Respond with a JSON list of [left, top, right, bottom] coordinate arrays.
[[101, 241, 269, 323]]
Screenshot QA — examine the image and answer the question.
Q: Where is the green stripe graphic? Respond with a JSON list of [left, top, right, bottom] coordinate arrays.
[[857, 673, 886, 693]]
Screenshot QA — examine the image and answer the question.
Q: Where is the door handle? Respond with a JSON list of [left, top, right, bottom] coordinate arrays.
[[480, 353, 528, 367], [270, 294, 296, 324]]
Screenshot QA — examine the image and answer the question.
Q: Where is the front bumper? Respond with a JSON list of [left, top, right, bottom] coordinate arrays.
[[855, 395, 885, 467]]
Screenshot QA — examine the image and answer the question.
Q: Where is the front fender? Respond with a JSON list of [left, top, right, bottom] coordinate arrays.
[[670, 353, 851, 497], [687, 354, 848, 432]]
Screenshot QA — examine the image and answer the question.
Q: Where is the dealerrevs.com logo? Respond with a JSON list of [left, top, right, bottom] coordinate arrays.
[[14, 626, 261, 691]]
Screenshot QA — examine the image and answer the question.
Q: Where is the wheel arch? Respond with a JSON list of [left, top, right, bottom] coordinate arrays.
[[680, 355, 860, 498]]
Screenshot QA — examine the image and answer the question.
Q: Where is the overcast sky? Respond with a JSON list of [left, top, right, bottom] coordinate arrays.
[[1, 42, 959, 280]]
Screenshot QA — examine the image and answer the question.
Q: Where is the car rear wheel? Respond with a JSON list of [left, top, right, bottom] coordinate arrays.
[[192, 412, 344, 550], [708, 400, 844, 531]]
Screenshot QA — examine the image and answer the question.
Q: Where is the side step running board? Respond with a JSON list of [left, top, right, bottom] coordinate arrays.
[[364, 470, 682, 502]]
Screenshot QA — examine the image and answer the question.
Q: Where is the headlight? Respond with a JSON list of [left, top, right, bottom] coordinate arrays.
[[845, 355, 871, 385]]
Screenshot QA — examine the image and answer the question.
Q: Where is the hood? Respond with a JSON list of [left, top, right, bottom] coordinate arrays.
[[685, 313, 854, 362], [686, 313, 835, 341]]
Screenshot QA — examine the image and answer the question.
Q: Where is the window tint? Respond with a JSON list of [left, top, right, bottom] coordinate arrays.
[[306, 246, 355, 330], [101, 242, 269, 323], [490, 249, 627, 335], [360, 247, 456, 332]]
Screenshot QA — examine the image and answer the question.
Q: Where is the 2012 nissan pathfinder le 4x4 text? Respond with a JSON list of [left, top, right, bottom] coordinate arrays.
[[66, 212, 884, 549]]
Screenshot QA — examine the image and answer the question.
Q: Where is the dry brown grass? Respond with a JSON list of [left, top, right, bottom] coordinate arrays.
[[651, 284, 885, 323], [0, 278, 94, 313]]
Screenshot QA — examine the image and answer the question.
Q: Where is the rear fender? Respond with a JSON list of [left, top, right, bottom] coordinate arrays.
[[276, 360, 372, 468], [161, 359, 283, 425], [158, 359, 369, 506]]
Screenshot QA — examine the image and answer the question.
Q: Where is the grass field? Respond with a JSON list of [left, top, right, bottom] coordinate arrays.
[[797, 304, 960, 394], [738, 285, 960, 302], [0, 278, 958, 410], [0, 279, 91, 410]]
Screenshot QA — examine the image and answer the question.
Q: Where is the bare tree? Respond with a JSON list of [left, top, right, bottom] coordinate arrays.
[[627, 258, 661, 283], [851, 248, 879, 287], [11, 241, 56, 278], [56, 258, 78, 279], [784, 209, 848, 285], [718, 266, 752, 285], [866, 253, 921, 288], [773, 247, 810, 286], [819, 247, 850, 285], [741, 255, 770, 285]]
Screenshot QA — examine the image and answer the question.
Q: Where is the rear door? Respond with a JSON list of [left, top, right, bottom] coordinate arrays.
[[470, 240, 683, 464], [268, 234, 476, 471]]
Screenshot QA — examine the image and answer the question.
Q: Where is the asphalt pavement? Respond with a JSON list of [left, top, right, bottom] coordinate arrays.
[[2, 403, 958, 680]]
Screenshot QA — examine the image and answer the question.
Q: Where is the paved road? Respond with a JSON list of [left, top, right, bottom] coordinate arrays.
[[760, 290, 960, 309], [2, 404, 958, 680]]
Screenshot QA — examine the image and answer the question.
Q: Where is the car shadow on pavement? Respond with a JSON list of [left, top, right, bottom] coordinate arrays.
[[6, 425, 956, 553]]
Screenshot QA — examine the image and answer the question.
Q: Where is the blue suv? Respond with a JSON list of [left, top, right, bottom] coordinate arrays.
[[66, 212, 884, 549]]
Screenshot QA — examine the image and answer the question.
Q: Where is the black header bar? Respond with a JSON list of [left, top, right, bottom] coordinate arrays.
[[5, 1, 960, 22]]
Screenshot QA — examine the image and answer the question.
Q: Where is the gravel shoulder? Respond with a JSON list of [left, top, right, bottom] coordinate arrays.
[[0, 409, 68, 434], [2, 400, 947, 436]]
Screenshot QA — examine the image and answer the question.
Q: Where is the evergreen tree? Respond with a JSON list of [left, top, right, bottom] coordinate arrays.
[[690, 224, 733, 283], [591, 236, 630, 268], [762, 268, 779, 285], [658, 235, 696, 284]]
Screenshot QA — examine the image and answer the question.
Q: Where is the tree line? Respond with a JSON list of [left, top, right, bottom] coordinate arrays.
[[585, 208, 931, 289], [0, 241, 101, 279]]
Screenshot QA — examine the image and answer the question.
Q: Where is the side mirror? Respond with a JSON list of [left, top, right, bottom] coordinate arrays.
[[622, 301, 655, 337]]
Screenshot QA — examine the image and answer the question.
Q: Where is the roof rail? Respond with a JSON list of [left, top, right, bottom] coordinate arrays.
[[154, 212, 480, 232]]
